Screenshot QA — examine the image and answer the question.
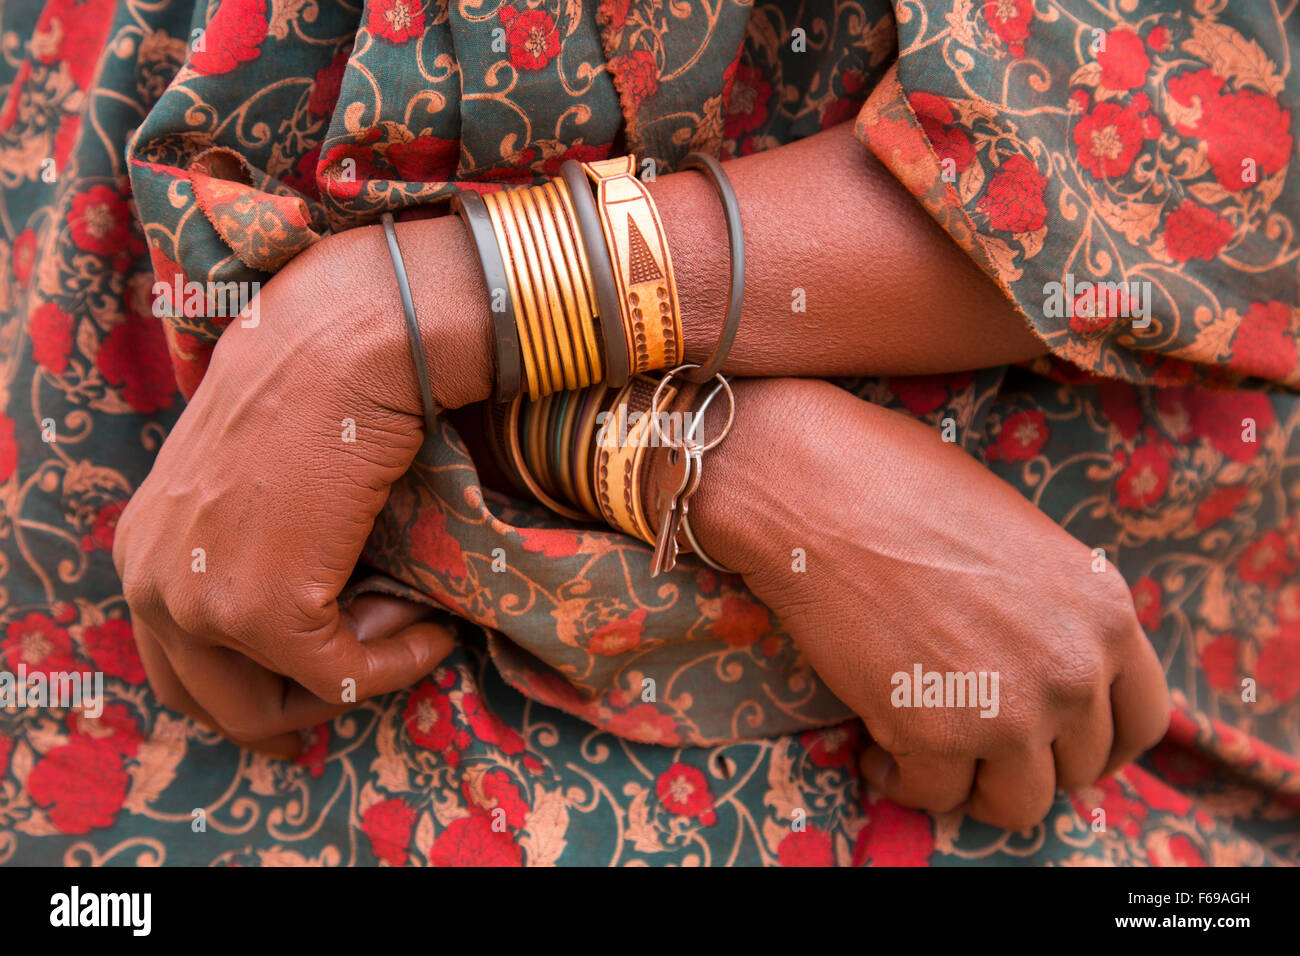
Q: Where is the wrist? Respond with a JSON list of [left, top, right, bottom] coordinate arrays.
[[322, 213, 495, 418]]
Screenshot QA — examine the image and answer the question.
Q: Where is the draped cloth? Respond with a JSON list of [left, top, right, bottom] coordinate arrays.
[[0, 0, 1296, 865]]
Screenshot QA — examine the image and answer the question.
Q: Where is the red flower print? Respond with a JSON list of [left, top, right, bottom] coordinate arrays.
[[801, 721, 860, 769], [1163, 200, 1232, 262], [13, 229, 36, 285], [909, 92, 975, 173], [1149, 833, 1206, 867], [29, 302, 74, 375], [2, 612, 80, 677], [317, 141, 381, 201], [386, 134, 459, 183], [852, 799, 934, 867], [403, 681, 459, 752], [1130, 577, 1162, 632], [1073, 102, 1146, 179], [0, 61, 27, 132], [1071, 776, 1146, 839], [368, 0, 425, 44], [889, 371, 974, 416], [724, 64, 772, 139], [308, 49, 351, 118], [1237, 531, 1294, 590], [588, 608, 647, 656], [1145, 25, 1171, 52], [0, 414, 15, 483], [69, 186, 132, 257], [1099, 381, 1142, 440], [607, 703, 680, 745], [517, 527, 583, 558], [296, 724, 329, 777], [983, 0, 1033, 58], [977, 155, 1046, 232], [1096, 29, 1149, 90], [1184, 388, 1274, 463], [1230, 301, 1296, 382], [363, 798, 417, 866], [464, 769, 529, 830], [713, 596, 768, 648], [656, 762, 717, 825], [1194, 484, 1248, 530], [612, 50, 660, 116], [410, 506, 468, 580], [1199, 634, 1239, 695], [83, 618, 145, 684], [1168, 69, 1292, 193], [1149, 741, 1215, 787], [429, 814, 523, 866], [1115, 441, 1171, 510], [96, 306, 177, 414], [988, 408, 1048, 461], [68, 701, 142, 757], [597, 0, 631, 30], [0, 734, 10, 778], [777, 827, 834, 867], [27, 739, 127, 834], [191, 0, 269, 76], [1258, 633, 1300, 703], [284, 146, 323, 200], [462, 693, 526, 755], [80, 501, 125, 553], [33, 0, 116, 89], [499, 7, 559, 71]]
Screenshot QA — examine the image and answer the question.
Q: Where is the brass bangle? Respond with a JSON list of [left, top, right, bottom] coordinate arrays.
[[503, 189, 566, 394], [524, 186, 590, 389], [510, 188, 577, 391], [543, 181, 603, 385], [485, 190, 549, 400]]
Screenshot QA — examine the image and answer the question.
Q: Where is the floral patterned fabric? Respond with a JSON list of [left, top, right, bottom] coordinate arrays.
[[0, 0, 1297, 865]]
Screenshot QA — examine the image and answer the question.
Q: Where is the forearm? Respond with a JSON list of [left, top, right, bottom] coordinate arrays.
[[304, 122, 1045, 417]]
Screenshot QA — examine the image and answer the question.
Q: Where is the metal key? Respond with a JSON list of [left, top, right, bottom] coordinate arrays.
[[651, 445, 694, 576]]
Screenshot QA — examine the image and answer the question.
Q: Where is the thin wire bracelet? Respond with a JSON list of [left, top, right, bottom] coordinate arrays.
[[680, 380, 735, 574]]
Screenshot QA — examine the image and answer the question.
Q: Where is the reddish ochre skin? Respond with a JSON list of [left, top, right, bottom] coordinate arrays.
[[113, 124, 1168, 830]]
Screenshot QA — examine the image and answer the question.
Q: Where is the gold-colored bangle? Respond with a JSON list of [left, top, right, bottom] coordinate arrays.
[[542, 181, 603, 385], [525, 186, 590, 389], [511, 188, 579, 391], [485, 190, 549, 400], [503, 189, 567, 394], [581, 156, 682, 376]]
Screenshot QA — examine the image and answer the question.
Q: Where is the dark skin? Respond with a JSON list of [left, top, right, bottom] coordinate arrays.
[[113, 123, 1168, 831]]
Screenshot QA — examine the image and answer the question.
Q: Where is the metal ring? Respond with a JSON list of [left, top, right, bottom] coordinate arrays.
[[648, 364, 734, 452]]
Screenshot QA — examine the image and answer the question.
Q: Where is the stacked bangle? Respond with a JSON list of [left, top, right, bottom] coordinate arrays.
[[380, 213, 439, 437]]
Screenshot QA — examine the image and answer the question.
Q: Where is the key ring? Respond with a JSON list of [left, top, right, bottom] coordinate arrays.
[[648, 363, 735, 452]]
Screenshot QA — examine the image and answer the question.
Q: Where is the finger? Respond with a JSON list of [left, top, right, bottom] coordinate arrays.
[[135, 621, 300, 759], [1102, 633, 1171, 777], [166, 638, 353, 742], [860, 745, 976, 813], [282, 610, 457, 702], [1051, 693, 1114, 792], [343, 593, 438, 643], [964, 745, 1057, 831]]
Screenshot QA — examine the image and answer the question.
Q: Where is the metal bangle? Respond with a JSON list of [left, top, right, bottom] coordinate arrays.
[[678, 152, 744, 385], [380, 212, 438, 438]]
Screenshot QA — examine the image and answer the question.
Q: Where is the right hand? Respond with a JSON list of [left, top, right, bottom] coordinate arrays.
[[682, 377, 1170, 831]]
